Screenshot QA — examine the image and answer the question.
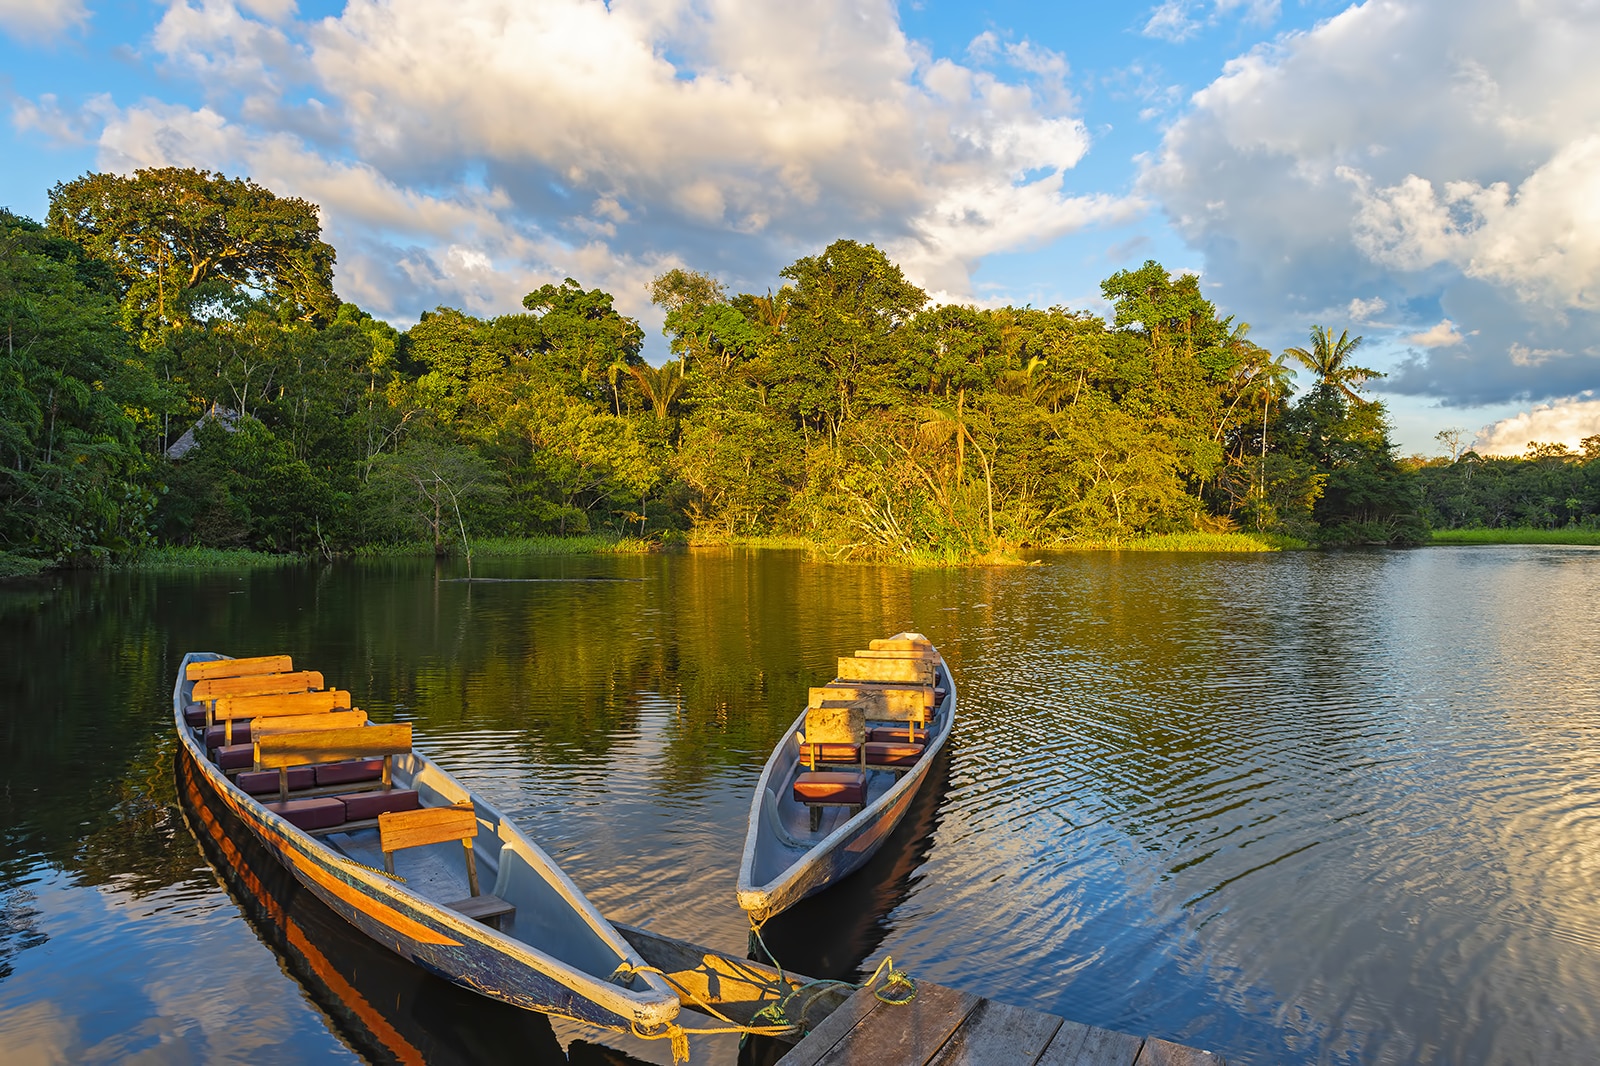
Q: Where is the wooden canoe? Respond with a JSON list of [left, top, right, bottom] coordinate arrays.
[[737, 634, 956, 921], [173, 651, 679, 1034]]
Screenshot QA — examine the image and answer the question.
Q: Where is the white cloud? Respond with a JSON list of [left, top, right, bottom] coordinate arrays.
[[96, 0, 1133, 326], [1345, 135, 1600, 311], [1347, 296, 1387, 322], [1145, 2, 1200, 42], [0, 0, 86, 42], [1143, 0, 1600, 407], [1474, 394, 1600, 455], [1404, 319, 1468, 347], [1143, 0, 1279, 43]]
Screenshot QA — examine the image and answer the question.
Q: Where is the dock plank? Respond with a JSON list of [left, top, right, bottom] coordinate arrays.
[[1133, 1037, 1226, 1066], [808, 981, 979, 1066], [777, 985, 887, 1065], [1037, 1022, 1144, 1066], [926, 998, 1062, 1066]]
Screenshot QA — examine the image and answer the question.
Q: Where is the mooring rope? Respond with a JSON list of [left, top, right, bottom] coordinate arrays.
[[742, 913, 918, 1032], [610, 961, 801, 1064]]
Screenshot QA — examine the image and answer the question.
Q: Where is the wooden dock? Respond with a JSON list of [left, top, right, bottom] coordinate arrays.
[[616, 924, 1225, 1066], [776, 978, 1225, 1066]]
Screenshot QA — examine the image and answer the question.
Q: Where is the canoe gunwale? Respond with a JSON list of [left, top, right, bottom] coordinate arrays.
[[172, 651, 678, 1031], [736, 654, 956, 919]]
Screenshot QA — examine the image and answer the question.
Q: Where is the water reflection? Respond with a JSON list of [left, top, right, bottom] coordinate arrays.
[[177, 738, 579, 1066], [2, 547, 1600, 1065]]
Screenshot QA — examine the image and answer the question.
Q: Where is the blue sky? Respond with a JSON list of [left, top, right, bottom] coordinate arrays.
[[5, 1, 1599, 455]]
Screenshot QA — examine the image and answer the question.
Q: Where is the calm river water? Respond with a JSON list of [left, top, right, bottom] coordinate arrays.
[[2, 546, 1598, 1065]]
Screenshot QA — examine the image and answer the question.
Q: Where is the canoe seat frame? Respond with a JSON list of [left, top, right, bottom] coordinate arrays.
[[378, 804, 516, 930]]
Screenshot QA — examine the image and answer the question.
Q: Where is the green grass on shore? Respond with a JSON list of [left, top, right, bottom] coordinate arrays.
[[120, 546, 302, 570], [0, 552, 52, 578], [1058, 531, 1306, 552], [1431, 528, 1600, 546], [353, 535, 655, 558]]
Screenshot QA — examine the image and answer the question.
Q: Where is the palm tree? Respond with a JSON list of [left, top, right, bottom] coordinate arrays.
[[1284, 325, 1384, 404], [1253, 352, 1296, 495], [628, 360, 687, 421]]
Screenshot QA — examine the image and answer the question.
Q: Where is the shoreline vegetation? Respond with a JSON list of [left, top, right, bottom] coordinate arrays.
[[3, 168, 1596, 577], [116, 530, 1307, 573], [1429, 528, 1600, 546]]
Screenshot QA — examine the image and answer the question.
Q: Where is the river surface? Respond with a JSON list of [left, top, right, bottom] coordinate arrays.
[[2, 546, 1598, 1065]]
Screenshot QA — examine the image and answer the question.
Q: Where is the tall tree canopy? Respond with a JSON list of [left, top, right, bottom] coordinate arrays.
[[46, 168, 338, 340]]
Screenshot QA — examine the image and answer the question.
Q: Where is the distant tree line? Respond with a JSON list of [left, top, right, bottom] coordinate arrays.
[[2, 167, 1595, 565]]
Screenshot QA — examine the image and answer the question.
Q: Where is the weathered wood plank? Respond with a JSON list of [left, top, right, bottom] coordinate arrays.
[[926, 998, 1062, 1066], [1132, 1038, 1225, 1066], [777, 985, 886, 1066], [837, 657, 936, 686], [809, 980, 979, 1066], [814, 684, 934, 717], [192, 670, 323, 700], [1036, 1023, 1144, 1066], [378, 802, 477, 852], [187, 654, 292, 681], [1032, 1020, 1092, 1064], [251, 709, 367, 738], [214, 689, 352, 720], [255, 723, 411, 769]]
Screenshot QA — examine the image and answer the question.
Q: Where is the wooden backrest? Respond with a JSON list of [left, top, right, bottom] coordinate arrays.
[[187, 655, 293, 682], [378, 804, 484, 894], [251, 709, 368, 740], [379, 804, 478, 853], [254, 723, 411, 770], [836, 656, 935, 686], [193, 670, 324, 701], [813, 684, 932, 719], [804, 701, 866, 745], [214, 689, 352, 722]]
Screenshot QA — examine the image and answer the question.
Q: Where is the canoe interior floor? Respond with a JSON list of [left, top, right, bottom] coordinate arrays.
[[327, 828, 473, 905]]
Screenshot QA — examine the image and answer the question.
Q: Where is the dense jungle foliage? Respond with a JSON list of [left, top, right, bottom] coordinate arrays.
[[3, 168, 1597, 567]]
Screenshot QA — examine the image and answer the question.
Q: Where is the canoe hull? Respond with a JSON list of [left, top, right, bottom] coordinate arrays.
[[174, 652, 676, 1033], [737, 655, 956, 921]]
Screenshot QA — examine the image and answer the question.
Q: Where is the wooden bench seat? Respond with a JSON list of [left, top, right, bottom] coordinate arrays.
[[254, 723, 411, 802], [379, 804, 514, 930], [209, 689, 353, 729], [192, 670, 324, 702], [186, 655, 292, 682]]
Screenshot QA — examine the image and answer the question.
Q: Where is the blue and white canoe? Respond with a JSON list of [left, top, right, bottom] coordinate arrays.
[[173, 651, 679, 1034], [737, 633, 956, 921]]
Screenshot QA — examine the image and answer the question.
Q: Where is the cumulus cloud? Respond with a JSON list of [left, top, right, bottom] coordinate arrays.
[[1474, 395, 1600, 455], [1347, 296, 1387, 322], [0, 0, 87, 42], [1143, 0, 1600, 408], [1404, 319, 1469, 347], [58, 0, 1132, 329]]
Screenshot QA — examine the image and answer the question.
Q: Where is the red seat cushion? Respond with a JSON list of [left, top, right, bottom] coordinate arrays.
[[793, 771, 866, 805], [866, 742, 922, 768], [316, 759, 384, 787], [205, 721, 254, 748], [237, 766, 316, 795], [263, 796, 346, 831], [866, 726, 926, 744], [211, 743, 253, 770], [338, 789, 420, 821]]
